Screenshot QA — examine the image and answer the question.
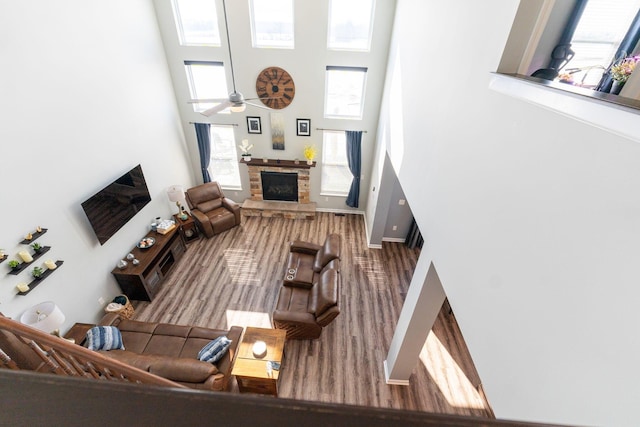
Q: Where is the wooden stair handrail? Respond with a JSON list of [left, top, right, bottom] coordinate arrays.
[[0, 315, 185, 389]]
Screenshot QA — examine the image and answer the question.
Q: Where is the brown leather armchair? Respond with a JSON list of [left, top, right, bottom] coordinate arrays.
[[185, 182, 241, 238]]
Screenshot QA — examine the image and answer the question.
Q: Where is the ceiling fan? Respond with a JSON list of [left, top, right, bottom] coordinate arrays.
[[192, 0, 271, 117]]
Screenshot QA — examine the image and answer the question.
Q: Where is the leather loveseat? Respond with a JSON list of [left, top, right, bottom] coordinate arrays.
[[273, 234, 342, 340], [185, 181, 241, 238], [98, 313, 242, 391], [283, 234, 341, 288]]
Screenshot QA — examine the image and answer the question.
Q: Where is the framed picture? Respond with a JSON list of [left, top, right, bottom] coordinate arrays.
[[247, 116, 261, 134], [297, 118, 311, 136], [271, 112, 285, 150]]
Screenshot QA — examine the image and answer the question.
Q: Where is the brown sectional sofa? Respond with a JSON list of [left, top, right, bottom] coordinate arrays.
[[98, 313, 242, 391]]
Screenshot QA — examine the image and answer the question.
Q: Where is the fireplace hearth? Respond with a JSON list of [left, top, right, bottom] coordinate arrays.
[[261, 172, 298, 202]]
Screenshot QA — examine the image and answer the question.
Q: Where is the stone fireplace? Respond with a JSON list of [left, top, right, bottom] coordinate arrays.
[[242, 159, 316, 219]]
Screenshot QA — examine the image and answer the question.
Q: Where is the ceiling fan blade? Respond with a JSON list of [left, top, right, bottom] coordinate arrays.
[[201, 100, 232, 116], [188, 98, 228, 104], [245, 101, 272, 111]]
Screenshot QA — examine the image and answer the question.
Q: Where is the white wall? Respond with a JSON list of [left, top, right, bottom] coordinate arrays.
[[372, 1, 640, 426], [152, 0, 396, 212], [0, 1, 192, 328]]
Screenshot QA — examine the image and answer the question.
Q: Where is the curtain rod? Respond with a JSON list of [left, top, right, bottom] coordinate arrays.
[[189, 122, 239, 126], [315, 127, 367, 133]]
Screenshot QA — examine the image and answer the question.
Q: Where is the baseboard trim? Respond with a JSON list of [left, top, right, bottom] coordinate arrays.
[[382, 237, 405, 243], [383, 360, 410, 386], [315, 208, 365, 215]]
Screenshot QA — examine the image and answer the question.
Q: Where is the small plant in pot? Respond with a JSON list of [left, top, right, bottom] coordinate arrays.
[[31, 266, 44, 280], [31, 242, 43, 254], [238, 139, 254, 162], [8, 260, 20, 270]]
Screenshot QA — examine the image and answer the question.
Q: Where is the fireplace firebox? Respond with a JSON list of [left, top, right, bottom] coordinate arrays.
[[261, 172, 298, 202]]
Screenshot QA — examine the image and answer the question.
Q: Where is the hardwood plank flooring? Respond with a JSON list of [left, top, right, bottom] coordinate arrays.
[[133, 212, 493, 418]]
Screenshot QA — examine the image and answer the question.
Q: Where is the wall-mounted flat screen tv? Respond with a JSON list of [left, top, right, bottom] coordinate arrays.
[[81, 164, 151, 245]]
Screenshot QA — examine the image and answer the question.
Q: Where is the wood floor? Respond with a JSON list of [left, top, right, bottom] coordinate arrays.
[[133, 212, 493, 418]]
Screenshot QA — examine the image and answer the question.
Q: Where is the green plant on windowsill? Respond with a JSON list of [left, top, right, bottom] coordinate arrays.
[[610, 56, 639, 82], [31, 266, 44, 279], [8, 260, 20, 270]]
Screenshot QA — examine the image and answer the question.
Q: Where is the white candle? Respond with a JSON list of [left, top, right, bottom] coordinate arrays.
[[18, 251, 33, 263], [16, 283, 29, 293], [44, 260, 57, 270]]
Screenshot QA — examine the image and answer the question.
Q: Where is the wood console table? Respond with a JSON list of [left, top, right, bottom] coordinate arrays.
[[111, 227, 186, 301]]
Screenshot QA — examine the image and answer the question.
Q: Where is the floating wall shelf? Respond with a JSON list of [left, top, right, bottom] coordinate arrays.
[[17, 260, 64, 296], [7, 246, 51, 275], [20, 228, 47, 245]]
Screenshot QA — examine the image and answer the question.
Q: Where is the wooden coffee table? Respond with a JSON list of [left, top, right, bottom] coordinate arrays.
[[232, 327, 286, 396]]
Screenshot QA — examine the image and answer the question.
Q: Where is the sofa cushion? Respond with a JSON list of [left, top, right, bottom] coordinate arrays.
[[102, 350, 219, 383], [198, 336, 232, 363], [118, 331, 152, 354], [86, 326, 125, 351], [313, 234, 341, 272], [179, 327, 230, 359], [310, 269, 339, 316], [145, 335, 187, 357]]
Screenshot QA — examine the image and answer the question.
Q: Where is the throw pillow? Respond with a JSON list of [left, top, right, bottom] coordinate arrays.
[[198, 336, 232, 363], [85, 326, 125, 351]]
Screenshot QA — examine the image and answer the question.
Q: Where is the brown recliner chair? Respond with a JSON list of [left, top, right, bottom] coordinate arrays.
[[273, 268, 340, 340], [185, 182, 241, 238], [283, 234, 341, 288]]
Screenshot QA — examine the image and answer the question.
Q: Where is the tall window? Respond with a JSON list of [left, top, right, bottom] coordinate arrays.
[[209, 125, 241, 189], [565, 1, 640, 88], [320, 131, 351, 196], [172, 0, 220, 46], [324, 66, 367, 119], [250, 0, 294, 49], [184, 61, 229, 113], [327, 0, 375, 51]]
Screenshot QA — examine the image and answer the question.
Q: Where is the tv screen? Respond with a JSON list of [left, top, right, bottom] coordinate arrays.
[[81, 164, 152, 245]]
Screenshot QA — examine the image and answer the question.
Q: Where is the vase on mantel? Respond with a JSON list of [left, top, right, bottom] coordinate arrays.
[[611, 80, 625, 95]]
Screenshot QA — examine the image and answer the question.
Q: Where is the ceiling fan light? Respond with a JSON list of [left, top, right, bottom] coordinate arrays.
[[230, 103, 246, 113]]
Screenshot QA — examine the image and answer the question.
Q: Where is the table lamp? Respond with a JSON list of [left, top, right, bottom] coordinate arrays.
[[20, 301, 66, 338], [166, 185, 185, 216]]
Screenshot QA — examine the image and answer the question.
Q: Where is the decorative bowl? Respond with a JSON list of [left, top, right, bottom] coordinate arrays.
[[136, 237, 156, 249]]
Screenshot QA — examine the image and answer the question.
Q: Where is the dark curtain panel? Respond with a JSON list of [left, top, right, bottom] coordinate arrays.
[[194, 123, 212, 183], [345, 130, 362, 208], [405, 217, 424, 249]]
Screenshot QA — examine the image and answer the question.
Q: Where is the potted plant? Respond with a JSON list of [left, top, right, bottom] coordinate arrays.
[[238, 139, 254, 162], [8, 260, 20, 270], [303, 144, 317, 165], [31, 266, 44, 279], [609, 56, 638, 94], [31, 242, 43, 254]]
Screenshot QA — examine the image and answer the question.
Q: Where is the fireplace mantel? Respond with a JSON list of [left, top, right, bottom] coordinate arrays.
[[240, 158, 316, 169]]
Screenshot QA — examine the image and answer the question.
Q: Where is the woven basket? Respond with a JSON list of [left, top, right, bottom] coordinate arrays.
[[104, 295, 135, 319]]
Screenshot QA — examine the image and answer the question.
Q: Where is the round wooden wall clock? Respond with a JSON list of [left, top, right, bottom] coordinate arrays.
[[255, 66, 295, 109]]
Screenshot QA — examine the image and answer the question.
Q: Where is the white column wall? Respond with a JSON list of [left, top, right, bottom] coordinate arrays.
[[370, 1, 640, 426]]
